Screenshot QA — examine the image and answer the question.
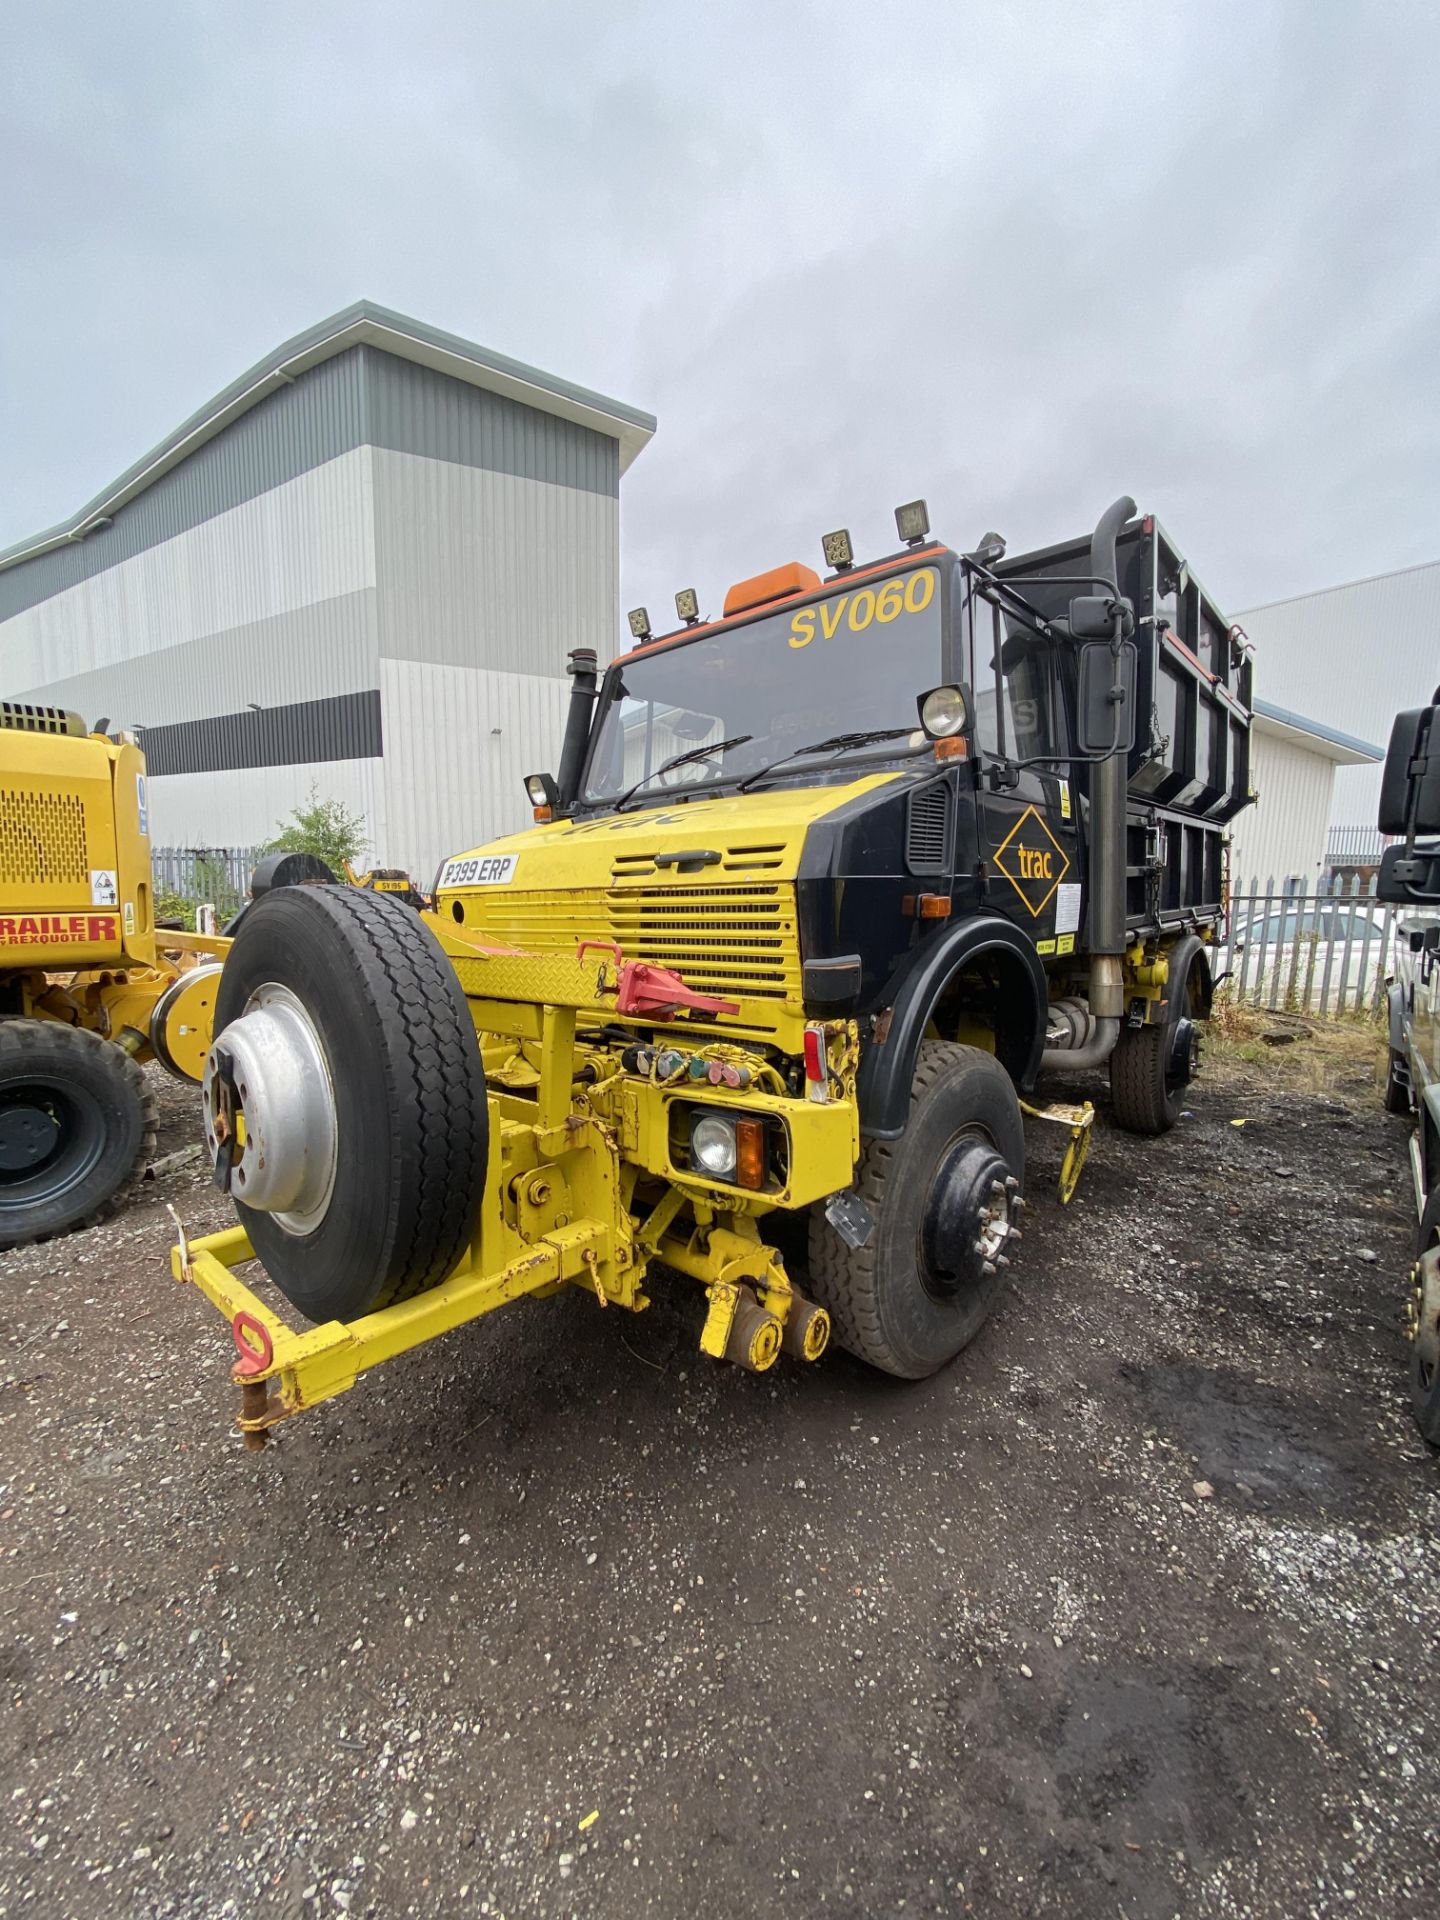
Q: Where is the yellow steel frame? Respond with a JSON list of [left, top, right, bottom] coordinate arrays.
[[172, 994, 855, 1441]]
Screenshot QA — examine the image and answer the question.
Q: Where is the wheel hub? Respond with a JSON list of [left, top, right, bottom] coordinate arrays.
[[920, 1133, 1019, 1300], [203, 983, 338, 1234], [1168, 1015, 1198, 1087], [0, 1099, 58, 1173]]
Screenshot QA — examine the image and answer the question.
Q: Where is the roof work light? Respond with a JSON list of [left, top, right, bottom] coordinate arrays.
[[627, 607, 652, 641], [821, 528, 854, 571], [675, 587, 700, 625], [895, 499, 930, 546]]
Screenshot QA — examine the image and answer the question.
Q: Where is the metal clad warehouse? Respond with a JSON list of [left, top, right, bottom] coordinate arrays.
[[1235, 558, 1440, 831], [0, 303, 655, 879]]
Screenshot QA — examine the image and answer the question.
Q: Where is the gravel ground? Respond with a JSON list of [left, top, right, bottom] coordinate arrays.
[[2, 1051, 1437, 1919]]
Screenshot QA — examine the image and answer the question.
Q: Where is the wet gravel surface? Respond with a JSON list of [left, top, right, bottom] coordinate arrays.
[[2, 1061, 1437, 1918]]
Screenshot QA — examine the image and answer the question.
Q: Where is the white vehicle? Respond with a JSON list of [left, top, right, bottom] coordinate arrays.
[[1226, 898, 1390, 1009]]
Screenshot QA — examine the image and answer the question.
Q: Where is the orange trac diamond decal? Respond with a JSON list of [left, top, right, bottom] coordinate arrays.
[[992, 805, 1071, 919]]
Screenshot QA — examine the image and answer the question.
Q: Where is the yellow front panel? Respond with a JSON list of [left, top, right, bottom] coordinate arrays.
[[438, 774, 898, 1048], [0, 730, 124, 967]]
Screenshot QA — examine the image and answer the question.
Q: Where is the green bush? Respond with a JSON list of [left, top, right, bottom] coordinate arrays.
[[258, 787, 369, 877]]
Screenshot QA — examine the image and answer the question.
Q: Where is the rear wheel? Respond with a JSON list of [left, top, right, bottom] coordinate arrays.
[[807, 1041, 1024, 1378], [1110, 934, 1208, 1136], [1410, 1189, 1440, 1447], [0, 1021, 156, 1247], [206, 887, 488, 1324]]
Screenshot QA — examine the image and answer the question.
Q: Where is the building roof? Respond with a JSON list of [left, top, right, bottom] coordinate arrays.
[[1253, 698, 1382, 764], [1237, 552, 1440, 617], [0, 300, 656, 575]]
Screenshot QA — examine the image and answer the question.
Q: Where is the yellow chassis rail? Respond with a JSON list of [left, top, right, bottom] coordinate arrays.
[[171, 1215, 605, 1447]]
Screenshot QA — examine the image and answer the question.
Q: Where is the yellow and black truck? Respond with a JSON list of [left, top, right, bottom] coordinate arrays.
[[172, 496, 1253, 1443]]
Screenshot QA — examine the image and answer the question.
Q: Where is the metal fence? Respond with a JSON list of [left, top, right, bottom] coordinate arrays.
[[1325, 823, 1394, 871], [1217, 874, 1395, 1016], [152, 846, 257, 918]]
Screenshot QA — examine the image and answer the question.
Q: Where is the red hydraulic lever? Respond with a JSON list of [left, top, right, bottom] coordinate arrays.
[[577, 940, 740, 1021]]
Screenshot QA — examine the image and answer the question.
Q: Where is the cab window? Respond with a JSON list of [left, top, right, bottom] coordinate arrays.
[[970, 593, 1061, 762]]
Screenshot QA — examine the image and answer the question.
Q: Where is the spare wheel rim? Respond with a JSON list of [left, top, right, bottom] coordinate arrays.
[[204, 982, 339, 1235]]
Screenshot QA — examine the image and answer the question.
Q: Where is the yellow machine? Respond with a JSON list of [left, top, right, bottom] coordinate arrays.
[[0, 703, 225, 1245], [171, 495, 1249, 1447]]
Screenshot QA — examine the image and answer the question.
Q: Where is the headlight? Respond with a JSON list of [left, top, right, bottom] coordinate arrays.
[[919, 685, 968, 738], [690, 1113, 737, 1178]]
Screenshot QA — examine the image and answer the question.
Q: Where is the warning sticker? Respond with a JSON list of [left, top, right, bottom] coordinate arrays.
[[1054, 883, 1082, 937], [993, 807, 1071, 919], [90, 869, 118, 907]]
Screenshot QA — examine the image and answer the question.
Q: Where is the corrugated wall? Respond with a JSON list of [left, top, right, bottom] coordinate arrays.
[[379, 658, 571, 878], [1228, 727, 1337, 884], [0, 339, 624, 870], [1238, 560, 1440, 826]]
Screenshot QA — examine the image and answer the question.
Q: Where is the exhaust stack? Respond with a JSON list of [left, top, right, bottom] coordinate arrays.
[[555, 647, 600, 811], [1042, 494, 1135, 1070]]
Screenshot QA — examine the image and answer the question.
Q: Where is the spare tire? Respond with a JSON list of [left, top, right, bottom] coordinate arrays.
[[206, 887, 487, 1323]]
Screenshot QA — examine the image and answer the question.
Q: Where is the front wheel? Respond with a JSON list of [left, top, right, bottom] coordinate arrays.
[[806, 1041, 1024, 1378]]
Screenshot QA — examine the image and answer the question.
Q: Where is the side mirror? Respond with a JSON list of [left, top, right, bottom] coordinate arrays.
[[1076, 640, 1137, 756], [1068, 595, 1126, 640], [1378, 706, 1440, 835], [1377, 842, 1440, 904]]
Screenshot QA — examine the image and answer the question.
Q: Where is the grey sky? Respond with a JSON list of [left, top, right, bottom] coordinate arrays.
[[3, 0, 1437, 630]]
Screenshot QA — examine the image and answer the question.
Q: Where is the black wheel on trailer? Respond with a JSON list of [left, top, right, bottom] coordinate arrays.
[[1410, 1188, 1440, 1448], [806, 1040, 1024, 1379], [206, 886, 488, 1325], [0, 1021, 157, 1248], [1110, 934, 1210, 1136]]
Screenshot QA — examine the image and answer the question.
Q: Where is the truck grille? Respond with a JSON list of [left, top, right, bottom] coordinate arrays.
[[459, 880, 801, 1015], [905, 781, 951, 874], [0, 788, 90, 888]]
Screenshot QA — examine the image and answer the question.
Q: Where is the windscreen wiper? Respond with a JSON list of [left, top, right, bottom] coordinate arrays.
[[735, 726, 916, 792], [614, 734, 754, 809]]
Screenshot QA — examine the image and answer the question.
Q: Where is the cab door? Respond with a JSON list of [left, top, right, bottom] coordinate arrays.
[[966, 585, 1082, 953]]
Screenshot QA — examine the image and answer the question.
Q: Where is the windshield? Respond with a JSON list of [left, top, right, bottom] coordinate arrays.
[[582, 564, 945, 804]]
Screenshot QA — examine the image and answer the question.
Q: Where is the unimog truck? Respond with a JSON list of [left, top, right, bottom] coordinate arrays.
[[173, 495, 1253, 1444]]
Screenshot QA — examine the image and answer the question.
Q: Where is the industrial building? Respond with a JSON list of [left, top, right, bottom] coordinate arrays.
[[0, 302, 655, 881], [1228, 699, 1381, 886], [1236, 558, 1438, 832]]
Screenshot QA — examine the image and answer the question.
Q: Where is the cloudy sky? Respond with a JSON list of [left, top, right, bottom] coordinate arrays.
[[3, 0, 1437, 625]]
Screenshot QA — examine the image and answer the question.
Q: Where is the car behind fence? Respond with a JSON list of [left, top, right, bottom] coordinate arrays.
[[1220, 875, 1395, 1017]]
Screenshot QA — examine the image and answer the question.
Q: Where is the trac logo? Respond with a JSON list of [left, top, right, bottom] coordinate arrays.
[[0, 913, 120, 946], [993, 807, 1071, 918]]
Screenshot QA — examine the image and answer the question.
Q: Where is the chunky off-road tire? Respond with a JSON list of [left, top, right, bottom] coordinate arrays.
[[0, 1020, 157, 1247], [213, 886, 487, 1324], [806, 1041, 1024, 1378], [1110, 934, 1208, 1136], [1411, 1189, 1440, 1448]]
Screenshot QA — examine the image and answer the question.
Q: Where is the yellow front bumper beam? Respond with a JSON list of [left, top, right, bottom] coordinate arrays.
[[170, 1216, 604, 1446]]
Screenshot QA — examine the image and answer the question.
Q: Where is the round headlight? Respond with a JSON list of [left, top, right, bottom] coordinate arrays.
[[920, 686, 968, 738], [691, 1113, 738, 1178]]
